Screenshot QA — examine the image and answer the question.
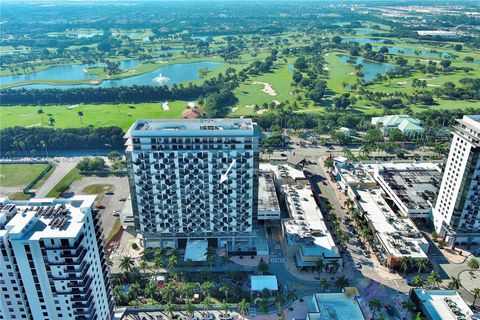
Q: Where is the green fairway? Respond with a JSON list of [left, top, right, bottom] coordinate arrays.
[[0, 163, 49, 187], [232, 60, 295, 115], [0, 102, 188, 130]]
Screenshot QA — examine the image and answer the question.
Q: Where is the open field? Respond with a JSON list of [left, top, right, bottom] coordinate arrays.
[[0, 102, 188, 130], [0, 163, 49, 187]]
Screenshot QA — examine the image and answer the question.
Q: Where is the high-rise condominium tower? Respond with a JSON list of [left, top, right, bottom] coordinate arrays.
[[125, 118, 259, 250], [433, 115, 480, 245], [0, 196, 114, 320]]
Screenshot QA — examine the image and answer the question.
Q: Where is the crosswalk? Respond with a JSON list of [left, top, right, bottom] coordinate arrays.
[[270, 257, 286, 263]]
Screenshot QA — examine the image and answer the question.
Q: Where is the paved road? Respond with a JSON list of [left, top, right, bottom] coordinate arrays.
[[69, 176, 130, 239], [34, 159, 78, 197]]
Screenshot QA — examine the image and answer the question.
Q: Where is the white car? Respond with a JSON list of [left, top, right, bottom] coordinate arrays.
[[113, 210, 120, 216]]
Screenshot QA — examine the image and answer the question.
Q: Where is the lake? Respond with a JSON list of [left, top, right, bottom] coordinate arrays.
[[385, 46, 452, 58], [5, 61, 223, 89], [340, 56, 395, 82], [343, 37, 386, 44], [0, 60, 142, 87]]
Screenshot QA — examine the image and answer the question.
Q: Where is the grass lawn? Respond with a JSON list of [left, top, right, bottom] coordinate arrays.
[[0, 163, 49, 187], [324, 52, 356, 94], [81, 184, 113, 194], [47, 168, 83, 197], [0, 102, 188, 130]]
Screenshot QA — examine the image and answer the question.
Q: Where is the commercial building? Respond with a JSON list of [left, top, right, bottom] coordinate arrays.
[[370, 162, 442, 218], [355, 188, 429, 267], [257, 169, 281, 221], [307, 288, 366, 320], [0, 196, 114, 320], [410, 288, 477, 320], [372, 115, 424, 137], [125, 119, 260, 251], [433, 115, 480, 246]]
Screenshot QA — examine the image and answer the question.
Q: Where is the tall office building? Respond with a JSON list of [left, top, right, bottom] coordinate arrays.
[[433, 115, 480, 245], [0, 196, 114, 320], [125, 118, 260, 250]]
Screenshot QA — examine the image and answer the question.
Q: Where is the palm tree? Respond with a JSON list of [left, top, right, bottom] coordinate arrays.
[[219, 283, 231, 302], [411, 275, 424, 288], [254, 297, 268, 314], [221, 300, 231, 316], [369, 299, 382, 316], [427, 271, 442, 289], [119, 256, 135, 273], [221, 255, 231, 266], [402, 300, 415, 319], [472, 288, 480, 307], [238, 299, 249, 319], [202, 298, 213, 317], [335, 276, 349, 290], [154, 247, 164, 261], [139, 260, 149, 275], [145, 283, 159, 302], [167, 254, 178, 270], [320, 277, 330, 292], [401, 257, 411, 276], [275, 294, 285, 313], [258, 261, 269, 275], [448, 276, 462, 290], [77, 111, 84, 123], [183, 301, 194, 319], [201, 281, 214, 298], [154, 256, 163, 272], [181, 282, 196, 303], [416, 258, 428, 274], [316, 258, 325, 272], [330, 259, 340, 273], [161, 282, 176, 303], [287, 289, 298, 302], [49, 117, 55, 128], [468, 258, 479, 271], [37, 108, 44, 122], [205, 246, 216, 268], [164, 302, 176, 319]]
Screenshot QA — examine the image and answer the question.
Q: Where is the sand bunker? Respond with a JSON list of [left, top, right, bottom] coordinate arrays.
[[244, 105, 254, 109], [231, 107, 238, 112], [26, 123, 42, 128], [67, 104, 79, 110], [427, 84, 441, 87], [18, 113, 35, 117], [253, 81, 277, 96], [162, 102, 169, 111], [397, 81, 407, 85], [256, 109, 267, 114]]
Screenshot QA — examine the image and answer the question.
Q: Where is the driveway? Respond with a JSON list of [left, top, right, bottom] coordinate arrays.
[[34, 159, 78, 197], [69, 176, 130, 240]]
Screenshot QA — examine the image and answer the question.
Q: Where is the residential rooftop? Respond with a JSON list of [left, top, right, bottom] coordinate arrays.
[[261, 163, 308, 184], [129, 118, 255, 134], [283, 185, 340, 258], [0, 196, 96, 241], [258, 169, 281, 214], [355, 188, 429, 259], [369, 162, 442, 214], [412, 289, 476, 320]]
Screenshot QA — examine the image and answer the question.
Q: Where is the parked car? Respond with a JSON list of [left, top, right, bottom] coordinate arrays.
[[119, 197, 127, 201], [355, 262, 362, 269], [105, 191, 114, 195], [113, 210, 120, 216], [96, 205, 105, 209]]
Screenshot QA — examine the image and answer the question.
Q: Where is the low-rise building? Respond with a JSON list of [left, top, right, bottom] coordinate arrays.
[[410, 288, 477, 320], [307, 288, 366, 320], [250, 275, 278, 294], [372, 115, 424, 137], [257, 169, 281, 221], [282, 184, 342, 271], [355, 188, 429, 267], [369, 162, 442, 218]]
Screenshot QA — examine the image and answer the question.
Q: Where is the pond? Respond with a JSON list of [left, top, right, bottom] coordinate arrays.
[[0, 60, 142, 87], [343, 37, 386, 44], [340, 55, 395, 83], [385, 46, 453, 58], [7, 61, 223, 89]]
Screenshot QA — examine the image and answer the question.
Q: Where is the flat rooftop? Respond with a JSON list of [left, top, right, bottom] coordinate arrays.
[[355, 188, 428, 259], [370, 162, 441, 212], [283, 185, 339, 258], [258, 170, 280, 213], [309, 291, 365, 320], [129, 118, 255, 135], [260, 163, 307, 183], [250, 275, 278, 292], [0, 196, 95, 241], [412, 289, 475, 320], [335, 162, 376, 186]]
